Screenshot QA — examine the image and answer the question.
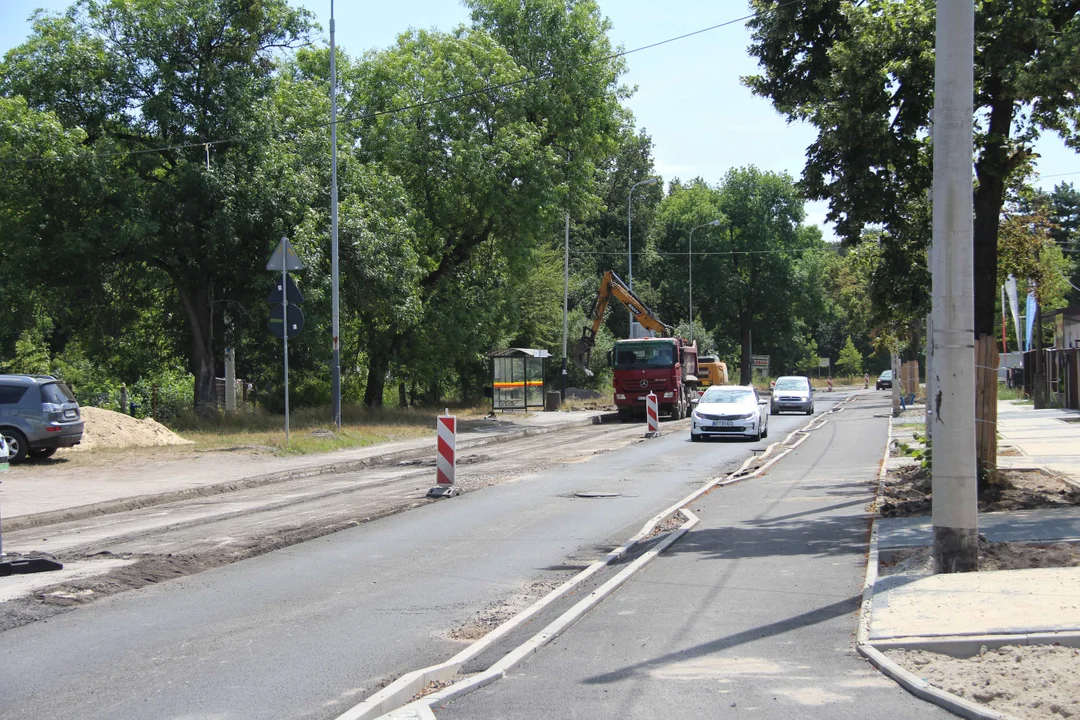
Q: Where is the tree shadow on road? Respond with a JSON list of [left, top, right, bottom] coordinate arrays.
[[581, 594, 861, 685]]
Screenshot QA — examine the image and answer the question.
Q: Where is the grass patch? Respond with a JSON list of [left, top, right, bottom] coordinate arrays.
[[180, 423, 434, 455], [998, 385, 1028, 402], [167, 402, 482, 456]]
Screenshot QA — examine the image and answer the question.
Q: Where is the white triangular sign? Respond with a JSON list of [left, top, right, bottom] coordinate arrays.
[[266, 236, 304, 271]]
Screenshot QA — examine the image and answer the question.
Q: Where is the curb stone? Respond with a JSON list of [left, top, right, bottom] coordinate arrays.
[[3, 413, 618, 532], [856, 411, 1021, 720]]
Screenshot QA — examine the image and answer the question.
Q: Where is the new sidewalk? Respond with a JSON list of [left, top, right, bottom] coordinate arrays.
[[0, 410, 610, 530], [866, 400, 1080, 657]]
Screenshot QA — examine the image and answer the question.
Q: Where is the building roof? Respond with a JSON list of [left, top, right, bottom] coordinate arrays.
[[1042, 306, 1080, 322], [487, 348, 551, 358]]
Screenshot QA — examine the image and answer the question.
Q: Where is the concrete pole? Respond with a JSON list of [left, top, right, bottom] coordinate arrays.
[[224, 348, 236, 413], [561, 212, 569, 401], [931, 0, 978, 573], [329, 0, 342, 428], [891, 351, 902, 416]]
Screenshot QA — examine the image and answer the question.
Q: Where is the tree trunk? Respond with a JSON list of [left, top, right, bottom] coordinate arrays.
[[974, 335, 999, 485], [173, 279, 216, 415], [399, 381, 408, 409], [364, 350, 389, 408], [972, 90, 1013, 476]]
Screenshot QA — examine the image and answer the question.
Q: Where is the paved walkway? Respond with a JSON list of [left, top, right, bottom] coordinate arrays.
[[997, 401, 1080, 483], [878, 507, 1080, 550]]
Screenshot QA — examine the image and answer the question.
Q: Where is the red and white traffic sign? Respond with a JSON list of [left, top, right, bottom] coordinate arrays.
[[428, 410, 460, 498], [645, 392, 660, 437], [436, 413, 456, 485]]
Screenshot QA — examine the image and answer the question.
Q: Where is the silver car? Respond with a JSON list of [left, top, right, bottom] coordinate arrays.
[[0, 375, 84, 463], [770, 376, 814, 415]]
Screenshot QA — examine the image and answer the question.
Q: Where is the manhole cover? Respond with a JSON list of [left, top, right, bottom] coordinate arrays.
[[574, 491, 621, 499]]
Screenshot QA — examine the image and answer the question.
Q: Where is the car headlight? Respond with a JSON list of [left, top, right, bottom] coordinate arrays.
[[737, 412, 754, 419], [663, 391, 674, 398]]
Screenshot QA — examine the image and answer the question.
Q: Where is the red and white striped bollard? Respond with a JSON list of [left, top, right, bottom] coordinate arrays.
[[645, 392, 660, 438], [427, 409, 460, 498], [827, 377, 833, 392]]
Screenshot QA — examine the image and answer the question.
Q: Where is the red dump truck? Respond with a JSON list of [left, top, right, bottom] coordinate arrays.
[[574, 271, 699, 422]]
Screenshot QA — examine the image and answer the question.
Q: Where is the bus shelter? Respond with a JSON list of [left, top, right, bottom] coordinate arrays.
[[489, 348, 549, 412]]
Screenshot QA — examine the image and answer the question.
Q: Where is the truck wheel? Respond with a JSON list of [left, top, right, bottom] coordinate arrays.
[[618, 408, 634, 423]]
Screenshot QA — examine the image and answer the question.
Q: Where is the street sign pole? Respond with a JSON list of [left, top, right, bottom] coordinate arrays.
[[282, 260, 290, 444], [267, 235, 304, 445]]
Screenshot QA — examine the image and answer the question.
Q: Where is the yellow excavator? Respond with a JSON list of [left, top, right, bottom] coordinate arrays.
[[573, 271, 672, 377], [575, 271, 699, 422]]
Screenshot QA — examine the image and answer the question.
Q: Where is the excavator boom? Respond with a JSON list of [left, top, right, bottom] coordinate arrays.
[[573, 271, 672, 377]]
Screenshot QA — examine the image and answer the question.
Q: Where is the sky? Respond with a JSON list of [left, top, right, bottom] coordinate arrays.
[[2, 0, 1079, 239]]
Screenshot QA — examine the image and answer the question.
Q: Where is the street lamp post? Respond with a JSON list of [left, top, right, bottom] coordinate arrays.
[[688, 220, 721, 343], [627, 177, 658, 337]]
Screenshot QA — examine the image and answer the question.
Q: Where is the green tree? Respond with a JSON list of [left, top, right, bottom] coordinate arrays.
[[836, 336, 863, 377], [696, 168, 821, 385], [2, 0, 315, 412], [745, 0, 1080, 467]]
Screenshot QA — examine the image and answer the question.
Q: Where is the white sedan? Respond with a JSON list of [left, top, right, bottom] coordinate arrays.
[[690, 385, 769, 442]]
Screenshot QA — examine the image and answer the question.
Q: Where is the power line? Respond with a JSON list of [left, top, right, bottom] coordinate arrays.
[[2, 3, 797, 165], [574, 246, 842, 256]]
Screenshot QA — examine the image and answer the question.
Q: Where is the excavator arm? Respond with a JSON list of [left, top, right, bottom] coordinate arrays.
[[573, 271, 672, 377]]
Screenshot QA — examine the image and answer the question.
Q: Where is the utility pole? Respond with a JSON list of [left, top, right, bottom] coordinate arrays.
[[627, 177, 657, 338], [931, 0, 978, 573], [562, 212, 570, 401], [329, 0, 342, 428]]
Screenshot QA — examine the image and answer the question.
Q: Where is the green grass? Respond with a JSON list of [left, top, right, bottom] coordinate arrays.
[[168, 402, 490, 456], [997, 385, 1028, 401]]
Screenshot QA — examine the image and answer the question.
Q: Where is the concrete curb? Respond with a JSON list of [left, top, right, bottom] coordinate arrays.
[[856, 413, 1021, 720], [4, 414, 618, 533], [335, 395, 857, 720]]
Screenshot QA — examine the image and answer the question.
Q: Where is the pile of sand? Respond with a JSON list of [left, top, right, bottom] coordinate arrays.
[[66, 406, 192, 450]]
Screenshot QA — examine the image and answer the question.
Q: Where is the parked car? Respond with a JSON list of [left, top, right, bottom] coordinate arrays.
[[690, 385, 768, 442], [0, 374, 84, 463], [770, 376, 814, 415], [876, 370, 893, 391]]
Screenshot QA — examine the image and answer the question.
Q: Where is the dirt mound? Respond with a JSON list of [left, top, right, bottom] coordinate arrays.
[[66, 406, 191, 450], [879, 466, 1080, 517]]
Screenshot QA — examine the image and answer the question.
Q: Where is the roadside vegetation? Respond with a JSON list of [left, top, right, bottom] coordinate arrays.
[[1, 0, 1077, 456]]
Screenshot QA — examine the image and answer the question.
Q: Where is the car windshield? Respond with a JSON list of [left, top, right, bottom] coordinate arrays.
[[41, 382, 76, 404], [774, 378, 808, 390], [879, 371, 893, 380], [613, 342, 675, 369], [701, 388, 755, 404]]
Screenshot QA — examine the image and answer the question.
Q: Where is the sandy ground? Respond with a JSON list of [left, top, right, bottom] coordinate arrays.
[[60, 406, 190, 451], [880, 539, 1080, 577], [887, 645, 1080, 719], [879, 466, 1080, 518]]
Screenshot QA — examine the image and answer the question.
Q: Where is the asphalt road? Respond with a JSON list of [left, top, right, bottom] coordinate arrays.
[[436, 394, 950, 719], [0, 398, 841, 720]]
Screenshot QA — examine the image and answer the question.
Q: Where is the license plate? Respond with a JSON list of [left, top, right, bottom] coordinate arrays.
[[65, 410, 77, 419], [713, 420, 734, 427]]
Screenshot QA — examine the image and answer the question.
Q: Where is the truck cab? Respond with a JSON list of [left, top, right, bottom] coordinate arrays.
[[611, 337, 698, 422]]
